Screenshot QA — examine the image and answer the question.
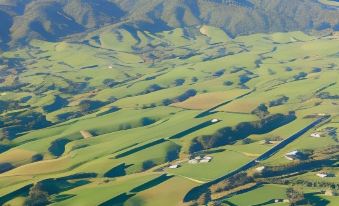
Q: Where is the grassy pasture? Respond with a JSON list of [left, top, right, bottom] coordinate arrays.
[[0, 27, 338, 205]]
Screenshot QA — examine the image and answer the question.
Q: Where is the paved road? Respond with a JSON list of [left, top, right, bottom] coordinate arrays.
[[183, 115, 330, 202]]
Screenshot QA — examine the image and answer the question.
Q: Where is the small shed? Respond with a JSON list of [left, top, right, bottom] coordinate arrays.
[[194, 156, 202, 160], [317, 173, 328, 178], [255, 166, 266, 172], [203, 156, 213, 160], [211, 119, 219, 123], [169, 164, 180, 169], [285, 150, 300, 161], [310, 132, 321, 138], [188, 159, 199, 164], [200, 159, 211, 163]]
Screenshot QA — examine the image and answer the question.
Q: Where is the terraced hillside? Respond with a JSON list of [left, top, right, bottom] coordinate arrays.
[[0, 25, 338, 206]]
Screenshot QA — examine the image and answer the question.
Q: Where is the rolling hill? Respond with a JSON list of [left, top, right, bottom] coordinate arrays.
[[0, 1, 338, 206], [0, 0, 338, 48]]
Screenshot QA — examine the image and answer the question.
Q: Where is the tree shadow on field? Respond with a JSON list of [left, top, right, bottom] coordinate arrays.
[[169, 120, 215, 139], [304, 192, 330, 206], [130, 174, 173, 193], [0, 184, 32, 205], [115, 139, 166, 158], [98, 193, 136, 206]]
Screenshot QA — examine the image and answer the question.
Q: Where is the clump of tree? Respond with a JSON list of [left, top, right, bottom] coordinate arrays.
[[312, 67, 322, 73], [24, 184, 50, 206], [241, 137, 253, 144], [162, 89, 197, 106], [251, 103, 269, 119], [103, 79, 119, 88], [316, 92, 339, 100], [260, 158, 335, 178], [285, 67, 293, 72], [32, 154, 44, 162], [0, 100, 21, 113], [142, 84, 164, 94], [191, 77, 198, 83], [42, 95, 68, 113], [104, 163, 126, 178], [78, 100, 106, 114], [140, 117, 156, 126], [0, 162, 14, 174], [213, 69, 225, 77], [48, 138, 71, 157], [174, 89, 197, 102], [223, 80, 233, 86], [210, 172, 253, 193], [0, 111, 51, 140], [142, 160, 156, 171], [174, 78, 185, 86], [165, 144, 181, 162], [239, 74, 252, 86], [286, 187, 305, 205], [196, 189, 212, 205], [189, 112, 296, 153], [293, 72, 307, 80], [269, 96, 289, 107]]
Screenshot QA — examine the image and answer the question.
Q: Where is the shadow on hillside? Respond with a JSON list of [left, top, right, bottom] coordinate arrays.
[[98, 193, 136, 206], [115, 139, 166, 158], [130, 174, 173, 193], [169, 120, 216, 139]]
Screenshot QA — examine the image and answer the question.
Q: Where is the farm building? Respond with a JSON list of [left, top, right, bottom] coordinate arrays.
[[203, 156, 213, 160], [317, 172, 329, 178], [194, 156, 202, 160], [316, 172, 335, 178], [310, 132, 321, 138], [325, 190, 335, 196], [285, 150, 301, 161], [211, 118, 219, 123], [188, 159, 199, 164], [168, 164, 180, 169], [200, 159, 211, 163], [255, 166, 266, 172]]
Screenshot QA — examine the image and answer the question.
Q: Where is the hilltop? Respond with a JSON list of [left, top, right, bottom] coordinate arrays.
[[0, 0, 338, 48]]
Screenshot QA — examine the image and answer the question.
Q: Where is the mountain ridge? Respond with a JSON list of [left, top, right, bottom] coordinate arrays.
[[0, 0, 338, 48]]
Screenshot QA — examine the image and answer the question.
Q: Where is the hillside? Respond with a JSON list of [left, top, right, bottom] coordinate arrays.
[[0, 0, 338, 48], [0, 1, 338, 206], [0, 24, 338, 205]]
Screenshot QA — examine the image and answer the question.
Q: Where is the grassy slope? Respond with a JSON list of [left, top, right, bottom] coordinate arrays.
[[0, 26, 338, 205]]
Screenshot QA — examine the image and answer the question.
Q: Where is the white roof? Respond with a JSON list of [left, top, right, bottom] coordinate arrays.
[[203, 156, 213, 160], [194, 156, 202, 160], [211, 119, 219, 123], [255, 166, 265, 172], [286, 150, 299, 156], [200, 159, 211, 163], [311, 133, 321, 137], [316, 173, 328, 178], [169, 164, 179, 169], [188, 159, 199, 164]]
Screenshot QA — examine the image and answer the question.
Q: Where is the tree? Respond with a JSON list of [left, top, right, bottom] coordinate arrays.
[[24, 184, 50, 206], [142, 160, 156, 171], [196, 189, 211, 205], [251, 103, 269, 119], [286, 187, 304, 205]]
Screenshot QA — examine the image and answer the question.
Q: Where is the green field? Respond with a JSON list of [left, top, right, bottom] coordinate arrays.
[[0, 25, 338, 206]]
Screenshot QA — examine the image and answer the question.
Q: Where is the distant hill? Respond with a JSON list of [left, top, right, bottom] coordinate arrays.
[[0, 0, 338, 48]]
